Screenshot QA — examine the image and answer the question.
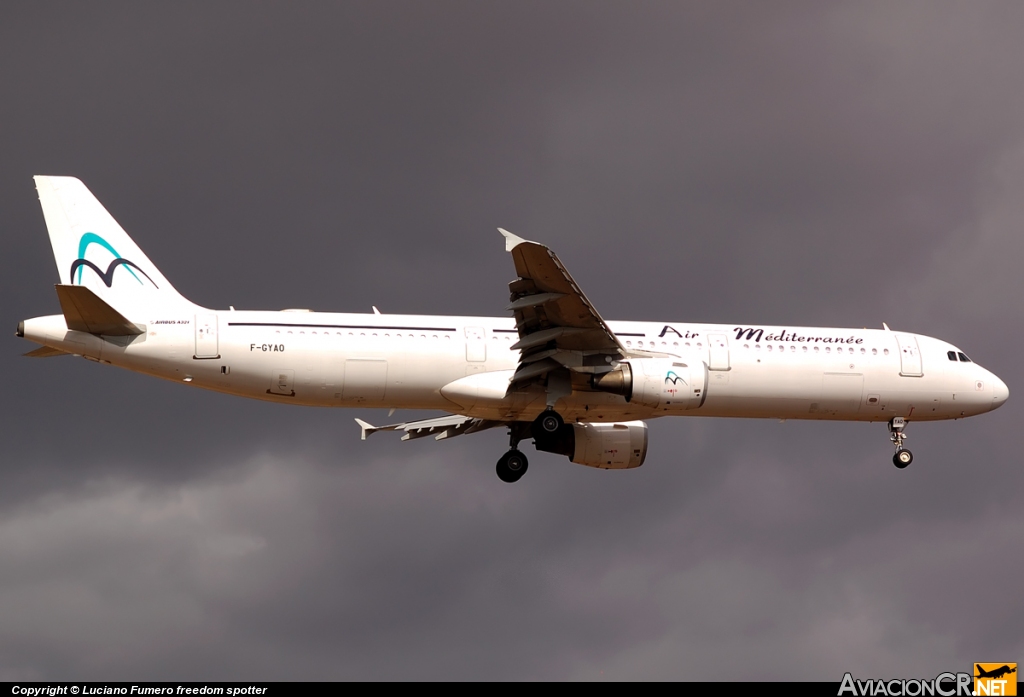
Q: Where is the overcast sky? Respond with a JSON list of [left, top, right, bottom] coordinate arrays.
[[1, 2, 1022, 680]]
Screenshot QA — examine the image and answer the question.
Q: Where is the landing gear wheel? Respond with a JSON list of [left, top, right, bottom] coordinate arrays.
[[893, 450, 913, 469], [537, 410, 564, 434], [496, 449, 529, 483]]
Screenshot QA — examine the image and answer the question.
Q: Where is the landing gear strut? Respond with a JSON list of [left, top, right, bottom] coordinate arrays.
[[496, 423, 531, 483], [888, 417, 913, 469]]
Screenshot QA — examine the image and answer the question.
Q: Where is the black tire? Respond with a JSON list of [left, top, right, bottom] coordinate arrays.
[[506, 449, 528, 474], [496, 450, 529, 483], [538, 411, 564, 434], [893, 450, 913, 469]]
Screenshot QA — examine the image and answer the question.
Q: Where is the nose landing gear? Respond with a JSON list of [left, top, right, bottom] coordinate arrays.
[[888, 417, 913, 469]]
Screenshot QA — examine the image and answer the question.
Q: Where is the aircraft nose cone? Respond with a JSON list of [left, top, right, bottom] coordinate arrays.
[[991, 375, 1009, 410]]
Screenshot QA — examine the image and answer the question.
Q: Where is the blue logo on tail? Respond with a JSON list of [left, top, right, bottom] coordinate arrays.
[[70, 232, 158, 288]]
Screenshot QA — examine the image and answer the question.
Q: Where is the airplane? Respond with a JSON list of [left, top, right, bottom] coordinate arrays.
[[975, 665, 1017, 680], [17, 176, 1009, 482]]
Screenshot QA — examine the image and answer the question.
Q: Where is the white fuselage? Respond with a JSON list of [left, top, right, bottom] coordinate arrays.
[[21, 309, 1007, 424]]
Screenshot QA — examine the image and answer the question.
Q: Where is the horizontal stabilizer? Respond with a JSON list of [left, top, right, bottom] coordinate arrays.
[[23, 345, 70, 358], [355, 414, 501, 442], [55, 284, 143, 336]]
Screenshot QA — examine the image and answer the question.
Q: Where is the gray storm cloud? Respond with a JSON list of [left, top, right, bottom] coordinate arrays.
[[0, 1, 1021, 679]]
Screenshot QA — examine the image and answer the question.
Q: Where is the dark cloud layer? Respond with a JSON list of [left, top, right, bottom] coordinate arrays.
[[1, 2, 1022, 680]]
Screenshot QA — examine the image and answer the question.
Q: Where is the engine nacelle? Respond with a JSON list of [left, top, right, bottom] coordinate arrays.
[[571, 421, 648, 469], [535, 421, 649, 469], [591, 357, 707, 411]]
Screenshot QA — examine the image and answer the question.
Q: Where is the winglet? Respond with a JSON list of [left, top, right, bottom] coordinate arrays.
[[498, 228, 530, 252], [882, 322, 891, 331], [354, 418, 376, 441]]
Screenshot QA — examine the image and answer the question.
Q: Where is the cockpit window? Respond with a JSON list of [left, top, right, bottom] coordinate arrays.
[[958, 352, 971, 363], [947, 351, 957, 361]]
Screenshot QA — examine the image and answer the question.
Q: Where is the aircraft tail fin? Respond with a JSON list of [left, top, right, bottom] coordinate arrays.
[[34, 176, 194, 316]]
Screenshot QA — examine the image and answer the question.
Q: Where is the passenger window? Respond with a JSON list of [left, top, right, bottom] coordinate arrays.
[[872, 348, 877, 355], [958, 352, 971, 363], [947, 351, 957, 361], [884, 349, 889, 355]]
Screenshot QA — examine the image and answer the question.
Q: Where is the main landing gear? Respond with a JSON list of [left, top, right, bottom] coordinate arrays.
[[535, 408, 564, 436], [496, 449, 528, 483], [496, 421, 532, 483], [494, 411, 565, 483], [888, 417, 913, 469]]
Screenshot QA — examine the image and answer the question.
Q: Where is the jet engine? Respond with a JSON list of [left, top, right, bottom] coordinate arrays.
[[590, 357, 707, 411], [534, 421, 648, 469]]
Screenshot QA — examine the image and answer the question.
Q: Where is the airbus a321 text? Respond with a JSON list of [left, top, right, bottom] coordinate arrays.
[[18, 177, 1009, 482]]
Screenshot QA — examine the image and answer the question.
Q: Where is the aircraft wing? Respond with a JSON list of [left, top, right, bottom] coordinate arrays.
[[355, 414, 502, 441], [499, 229, 627, 388]]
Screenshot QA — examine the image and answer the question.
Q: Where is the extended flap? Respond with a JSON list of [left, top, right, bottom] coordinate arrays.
[[55, 284, 143, 336]]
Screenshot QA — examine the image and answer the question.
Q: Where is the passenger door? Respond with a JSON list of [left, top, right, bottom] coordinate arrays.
[[194, 314, 219, 359], [895, 333, 923, 377], [707, 333, 730, 371]]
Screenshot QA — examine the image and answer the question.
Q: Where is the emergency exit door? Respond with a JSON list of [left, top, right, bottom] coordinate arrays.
[[465, 326, 487, 362]]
